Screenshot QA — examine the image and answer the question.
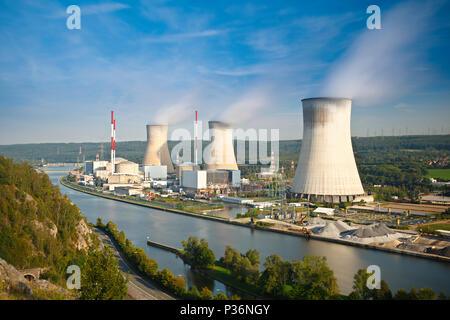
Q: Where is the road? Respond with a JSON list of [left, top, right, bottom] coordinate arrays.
[[94, 229, 175, 300]]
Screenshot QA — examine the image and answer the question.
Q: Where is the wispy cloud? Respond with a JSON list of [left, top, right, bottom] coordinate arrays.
[[321, 1, 441, 106], [143, 29, 229, 43], [48, 2, 129, 18]]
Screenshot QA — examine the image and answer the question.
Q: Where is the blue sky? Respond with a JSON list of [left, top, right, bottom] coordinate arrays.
[[0, 0, 449, 144]]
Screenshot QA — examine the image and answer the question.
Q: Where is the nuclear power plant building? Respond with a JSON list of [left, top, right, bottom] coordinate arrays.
[[205, 121, 239, 171], [143, 124, 175, 174], [292, 98, 365, 202]]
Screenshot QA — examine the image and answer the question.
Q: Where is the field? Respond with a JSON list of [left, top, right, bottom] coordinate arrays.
[[426, 169, 450, 180]]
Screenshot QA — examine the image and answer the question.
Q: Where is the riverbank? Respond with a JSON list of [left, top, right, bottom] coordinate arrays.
[[146, 240, 263, 299], [60, 176, 450, 263]]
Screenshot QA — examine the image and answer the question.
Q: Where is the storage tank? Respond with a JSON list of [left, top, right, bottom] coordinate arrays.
[[292, 98, 364, 202], [143, 124, 175, 173], [115, 161, 139, 175], [204, 121, 238, 171]]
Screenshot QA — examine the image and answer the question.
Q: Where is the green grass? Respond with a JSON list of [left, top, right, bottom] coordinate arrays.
[[426, 169, 450, 180], [418, 223, 450, 234]]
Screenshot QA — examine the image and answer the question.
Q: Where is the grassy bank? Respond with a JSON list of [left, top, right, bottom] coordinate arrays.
[[426, 169, 450, 180]]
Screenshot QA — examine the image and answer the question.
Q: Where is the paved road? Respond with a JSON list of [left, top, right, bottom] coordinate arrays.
[[94, 229, 175, 300]]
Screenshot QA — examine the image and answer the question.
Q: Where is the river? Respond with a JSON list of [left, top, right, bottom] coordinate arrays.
[[46, 167, 450, 296]]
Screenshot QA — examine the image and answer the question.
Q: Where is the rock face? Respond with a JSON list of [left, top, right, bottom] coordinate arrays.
[[0, 257, 69, 299], [33, 219, 58, 238], [74, 219, 92, 251]]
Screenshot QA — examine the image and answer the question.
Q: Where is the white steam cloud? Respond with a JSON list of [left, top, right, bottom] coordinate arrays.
[[219, 86, 273, 124], [321, 1, 438, 106], [153, 92, 197, 125]]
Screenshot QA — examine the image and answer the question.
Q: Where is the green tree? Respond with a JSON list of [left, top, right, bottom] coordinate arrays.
[[289, 255, 339, 300], [213, 292, 228, 300], [80, 245, 128, 300], [394, 289, 410, 300], [418, 288, 437, 300], [350, 269, 373, 300], [199, 287, 213, 300], [181, 237, 215, 268], [409, 287, 419, 300], [257, 254, 291, 297]]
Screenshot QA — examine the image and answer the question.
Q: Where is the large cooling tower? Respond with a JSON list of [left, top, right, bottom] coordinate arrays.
[[292, 98, 364, 202], [143, 124, 175, 173], [205, 121, 238, 171]]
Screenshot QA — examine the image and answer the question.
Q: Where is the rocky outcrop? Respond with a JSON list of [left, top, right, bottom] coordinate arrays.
[[33, 219, 58, 238], [74, 219, 92, 251]]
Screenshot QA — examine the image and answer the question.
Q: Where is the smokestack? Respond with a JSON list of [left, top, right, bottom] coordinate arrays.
[[292, 98, 364, 203], [143, 124, 174, 173], [111, 110, 115, 174], [205, 121, 238, 171]]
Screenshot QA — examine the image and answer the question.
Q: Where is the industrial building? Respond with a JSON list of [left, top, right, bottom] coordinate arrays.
[[143, 124, 175, 173], [142, 165, 167, 180], [292, 98, 365, 202], [204, 121, 239, 171], [84, 160, 108, 175], [182, 170, 207, 190], [176, 162, 200, 179]]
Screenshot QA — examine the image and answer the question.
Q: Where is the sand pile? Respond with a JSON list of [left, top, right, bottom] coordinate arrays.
[[342, 223, 404, 244], [315, 221, 355, 238], [316, 222, 342, 237], [334, 220, 354, 232], [308, 217, 326, 225], [351, 223, 396, 238]]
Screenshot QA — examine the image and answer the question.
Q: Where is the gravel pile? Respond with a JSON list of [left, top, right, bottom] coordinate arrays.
[[315, 221, 355, 238], [350, 223, 396, 238], [308, 217, 326, 225]]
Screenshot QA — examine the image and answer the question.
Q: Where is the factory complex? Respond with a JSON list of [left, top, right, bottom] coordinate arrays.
[[74, 99, 375, 204]]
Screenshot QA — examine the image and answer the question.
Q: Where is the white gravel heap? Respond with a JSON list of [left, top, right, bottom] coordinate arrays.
[[315, 220, 355, 238], [342, 223, 404, 244]]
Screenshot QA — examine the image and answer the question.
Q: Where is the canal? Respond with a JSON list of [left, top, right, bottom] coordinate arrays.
[[46, 168, 450, 296]]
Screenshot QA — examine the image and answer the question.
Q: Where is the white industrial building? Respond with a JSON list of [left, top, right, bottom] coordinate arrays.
[[142, 165, 167, 180], [85, 160, 108, 175], [182, 170, 207, 189], [292, 98, 365, 203]]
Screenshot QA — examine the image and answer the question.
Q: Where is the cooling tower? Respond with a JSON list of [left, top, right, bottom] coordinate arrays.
[[292, 98, 364, 203], [143, 124, 175, 173], [205, 121, 238, 171]]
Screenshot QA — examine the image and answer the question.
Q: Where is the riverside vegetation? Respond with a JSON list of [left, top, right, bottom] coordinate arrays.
[[97, 218, 448, 300]]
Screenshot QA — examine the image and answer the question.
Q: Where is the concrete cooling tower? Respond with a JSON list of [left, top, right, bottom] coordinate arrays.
[[292, 98, 364, 202], [205, 121, 238, 171], [143, 124, 175, 173]]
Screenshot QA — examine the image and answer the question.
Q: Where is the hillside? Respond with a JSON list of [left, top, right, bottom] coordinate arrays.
[[0, 135, 448, 165], [0, 155, 96, 287]]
